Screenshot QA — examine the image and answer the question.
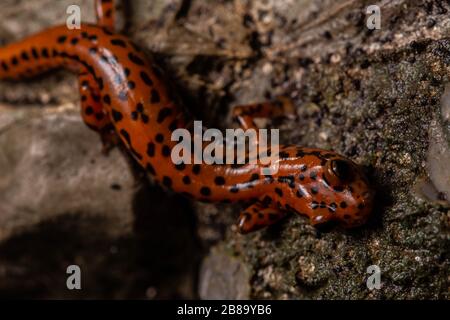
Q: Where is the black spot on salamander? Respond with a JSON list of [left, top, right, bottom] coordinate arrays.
[[200, 187, 211, 196], [85, 106, 94, 115], [274, 187, 283, 197], [162, 145, 171, 157], [182, 175, 191, 185], [92, 94, 101, 102], [340, 201, 347, 209], [192, 164, 201, 175], [146, 142, 155, 157], [311, 186, 319, 194], [155, 133, 164, 143], [150, 89, 161, 104], [127, 81, 135, 89], [57, 35, 67, 43], [214, 176, 226, 185], [11, 56, 18, 65], [70, 38, 79, 45], [140, 71, 153, 86], [111, 39, 127, 47], [88, 35, 98, 43], [310, 171, 317, 180], [141, 113, 149, 124], [103, 95, 111, 105], [31, 48, 39, 59], [1, 61, 8, 71], [128, 52, 144, 66], [20, 51, 29, 61], [111, 109, 123, 122]]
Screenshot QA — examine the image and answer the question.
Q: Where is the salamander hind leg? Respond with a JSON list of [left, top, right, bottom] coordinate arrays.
[[237, 203, 286, 234], [78, 71, 118, 154], [232, 96, 295, 130]]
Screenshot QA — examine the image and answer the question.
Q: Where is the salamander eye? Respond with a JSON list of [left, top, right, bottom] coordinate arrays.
[[331, 160, 353, 180], [325, 159, 355, 184]]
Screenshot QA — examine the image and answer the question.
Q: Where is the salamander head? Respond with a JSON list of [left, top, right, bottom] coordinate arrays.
[[275, 147, 374, 228]]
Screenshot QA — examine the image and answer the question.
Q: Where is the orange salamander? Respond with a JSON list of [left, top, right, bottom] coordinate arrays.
[[0, 0, 374, 233]]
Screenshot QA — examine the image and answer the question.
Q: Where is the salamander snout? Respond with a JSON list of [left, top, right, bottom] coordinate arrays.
[[281, 152, 375, 228], [314, 158, 374, 227]]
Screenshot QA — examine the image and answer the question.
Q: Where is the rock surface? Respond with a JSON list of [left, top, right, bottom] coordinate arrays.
[[0, 0, 449, 299]]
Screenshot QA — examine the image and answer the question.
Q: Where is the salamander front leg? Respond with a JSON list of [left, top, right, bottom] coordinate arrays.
[[232, 96, 295, 130], [78, 71, 118, 154], [237, 203, 286, 234]]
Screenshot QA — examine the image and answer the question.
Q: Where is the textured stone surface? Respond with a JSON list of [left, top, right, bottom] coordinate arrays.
[[0, 105, 134, 242], [0, 0, 449, 299], [199, 247, 251, 300]]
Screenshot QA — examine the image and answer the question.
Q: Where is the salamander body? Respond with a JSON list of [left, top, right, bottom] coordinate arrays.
[[0, 0, 374, 232]]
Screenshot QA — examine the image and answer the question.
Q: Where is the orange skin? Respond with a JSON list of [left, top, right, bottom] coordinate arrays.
[[0, 0, 374, 233]]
